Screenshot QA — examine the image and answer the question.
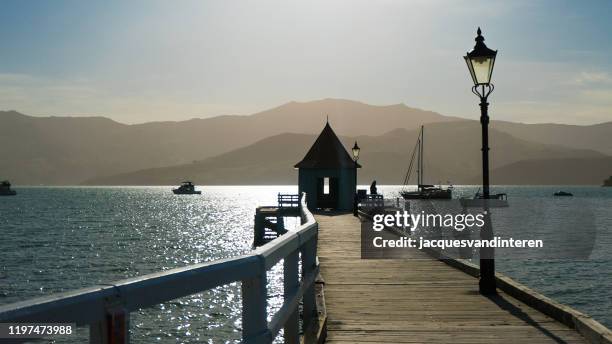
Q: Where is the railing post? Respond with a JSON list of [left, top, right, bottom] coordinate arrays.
[[242, 263, 268, 344], [90, 304, 129, 344], [301, 229, 318, 334], [283, 250, 300, 344]]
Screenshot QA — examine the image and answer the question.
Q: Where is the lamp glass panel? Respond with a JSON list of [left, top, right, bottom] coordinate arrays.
[[471, 56, 494, 85], [464, 56, 477, 85]]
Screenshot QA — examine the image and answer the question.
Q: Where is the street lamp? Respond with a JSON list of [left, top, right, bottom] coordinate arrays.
[[352, 141, 360, 216], [352, 142, 361, 161], [464, 27, 497, 295], [464, 27, 497, 200]]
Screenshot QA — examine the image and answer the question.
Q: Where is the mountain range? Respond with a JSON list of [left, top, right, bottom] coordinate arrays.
[[84, 122, 610, 185], [1, 98, 610, 185]]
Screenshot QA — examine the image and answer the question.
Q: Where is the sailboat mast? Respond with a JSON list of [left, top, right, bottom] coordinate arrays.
[[420, 126, 424, 187], [416, 134, 421, 187]]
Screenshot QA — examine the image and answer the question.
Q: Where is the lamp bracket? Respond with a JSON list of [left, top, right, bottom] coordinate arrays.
[[472, 84, 494, 101]]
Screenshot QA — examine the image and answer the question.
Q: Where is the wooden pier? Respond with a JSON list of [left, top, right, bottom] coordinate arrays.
[[253, 194, 301, 246], [316, 213, 603, 344]]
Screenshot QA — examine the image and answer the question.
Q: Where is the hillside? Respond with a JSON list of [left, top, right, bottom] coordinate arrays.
[[493, 121, 612, 156], [85, 121, 606, 185], [1, 98, 610, 185], [0, 99, 456, 185]]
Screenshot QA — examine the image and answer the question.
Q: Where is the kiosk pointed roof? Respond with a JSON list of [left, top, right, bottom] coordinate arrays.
[[294, 122, 361, 169]]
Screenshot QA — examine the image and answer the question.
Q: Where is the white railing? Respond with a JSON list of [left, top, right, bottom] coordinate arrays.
[[0, 193, 319, 344], [277, 193, 300, 208]]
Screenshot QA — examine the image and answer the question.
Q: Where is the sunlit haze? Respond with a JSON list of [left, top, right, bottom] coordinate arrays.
[[1, 0, 611, 124]]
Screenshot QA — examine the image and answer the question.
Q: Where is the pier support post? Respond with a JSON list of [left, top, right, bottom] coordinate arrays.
[[277, 215, 286, 235], [254, 212, 265, 247]]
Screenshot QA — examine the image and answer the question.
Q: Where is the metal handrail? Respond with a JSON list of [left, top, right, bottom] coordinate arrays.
[[0, 193, 319, 344]]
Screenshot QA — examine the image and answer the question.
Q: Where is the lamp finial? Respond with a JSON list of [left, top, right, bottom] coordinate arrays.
[[476, 27, 485, 43]]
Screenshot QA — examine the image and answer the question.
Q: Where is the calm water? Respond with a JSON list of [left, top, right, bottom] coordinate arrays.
[[0, 186, 299, 343], [0, 185, 610, 343]]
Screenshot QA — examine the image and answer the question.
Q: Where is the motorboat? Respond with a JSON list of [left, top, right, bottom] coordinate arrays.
[[172, 181, 201, 195], [0, 180, 17, 196], [459, 188, 508, 208], [401, 184, 452, 199], [474, 190, 507, 200], [553, 191, 573, 197]]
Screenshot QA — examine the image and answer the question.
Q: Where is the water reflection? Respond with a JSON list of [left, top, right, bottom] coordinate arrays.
[[0, 186, 297, 343]]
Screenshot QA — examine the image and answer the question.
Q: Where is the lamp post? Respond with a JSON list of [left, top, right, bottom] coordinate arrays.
[[464, 27, 497, 295], [352, 141, 360, 216]]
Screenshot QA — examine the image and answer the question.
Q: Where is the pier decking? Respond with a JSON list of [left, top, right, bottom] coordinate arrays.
[[316, 213, 588, 344]]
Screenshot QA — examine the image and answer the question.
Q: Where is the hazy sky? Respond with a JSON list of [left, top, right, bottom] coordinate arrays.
[[1, 0, 611, 125]]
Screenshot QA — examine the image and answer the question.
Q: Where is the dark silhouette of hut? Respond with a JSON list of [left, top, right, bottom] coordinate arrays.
[[295, 122, 360, 211]]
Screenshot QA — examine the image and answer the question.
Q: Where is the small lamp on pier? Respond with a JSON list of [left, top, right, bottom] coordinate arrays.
[[464, 27, 498, 295], [352, 141, 360, 216], [352, 142, 361, 161]]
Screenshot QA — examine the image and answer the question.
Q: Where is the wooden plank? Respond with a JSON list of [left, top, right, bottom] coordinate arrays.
[[316, 214, 588, 344]]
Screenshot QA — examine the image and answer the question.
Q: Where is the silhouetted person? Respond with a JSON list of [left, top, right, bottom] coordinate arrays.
[[370, 180, 377, 195]]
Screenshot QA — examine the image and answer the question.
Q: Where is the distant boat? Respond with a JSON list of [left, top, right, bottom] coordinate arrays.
[[553, 191, 573, 197], [402, 185, 452, 199], [473, 188, 507, 201], [604, 176, 612, 187], [0, 180, 17, 196], [460, 188, 509, 208], [400, 126, 453, 200], [172, 181, 201, 195]]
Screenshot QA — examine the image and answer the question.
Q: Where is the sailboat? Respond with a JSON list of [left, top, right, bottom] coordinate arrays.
[[400, 126, 452, 200]]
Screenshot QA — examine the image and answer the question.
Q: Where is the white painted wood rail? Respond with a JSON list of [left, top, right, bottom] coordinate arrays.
[[0, 193, 319, 344]]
